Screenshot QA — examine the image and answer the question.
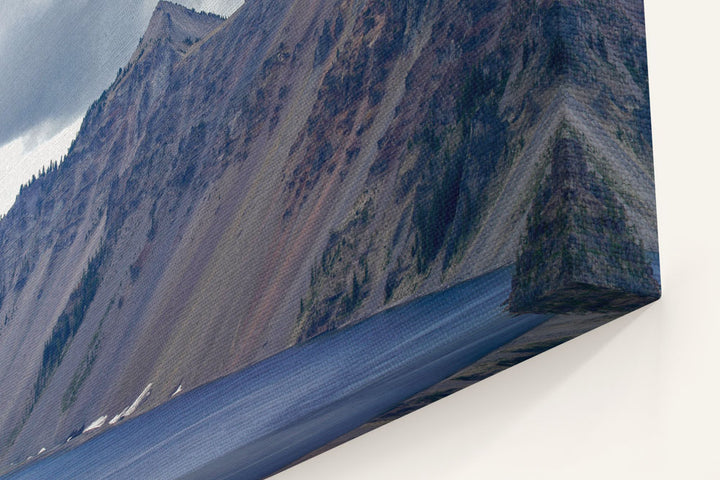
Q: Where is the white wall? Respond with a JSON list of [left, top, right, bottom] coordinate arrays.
[[276, 1, 720, 478]]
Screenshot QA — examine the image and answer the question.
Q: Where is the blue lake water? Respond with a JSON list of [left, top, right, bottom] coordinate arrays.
[[2, 255, 659, 480]]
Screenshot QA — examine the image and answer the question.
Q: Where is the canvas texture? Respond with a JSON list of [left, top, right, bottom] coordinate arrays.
[[0, 0, 659, 478]]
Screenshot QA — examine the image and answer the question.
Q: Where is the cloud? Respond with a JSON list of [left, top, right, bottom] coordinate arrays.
[[0, 0, 245, 148], [0, 1, 156, 147], [0, 115, 83, 216]]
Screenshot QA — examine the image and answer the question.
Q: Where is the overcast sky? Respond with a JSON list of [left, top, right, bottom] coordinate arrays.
[[0, 0, 245, 215]]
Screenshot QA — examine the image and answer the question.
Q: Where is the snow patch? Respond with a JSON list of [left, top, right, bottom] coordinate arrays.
[[122, 383, 152, 417], [172, 384, 182, 397], [83, 415, 107, 433], [108, 383, 153, 425]]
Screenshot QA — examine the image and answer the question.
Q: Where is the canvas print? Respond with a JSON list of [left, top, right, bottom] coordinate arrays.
[[0, 0, 659, 478]]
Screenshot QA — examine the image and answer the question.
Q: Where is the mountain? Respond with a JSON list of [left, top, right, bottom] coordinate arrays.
[[0, 0, 658, 469]]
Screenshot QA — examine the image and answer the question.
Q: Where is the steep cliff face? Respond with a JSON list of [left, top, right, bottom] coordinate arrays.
[[0, 0, 657, 468]]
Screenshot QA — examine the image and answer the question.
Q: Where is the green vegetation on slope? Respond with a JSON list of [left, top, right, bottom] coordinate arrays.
[[413, 151, 463, 273], [5, 244, 109, 448], [296, 201, 374, 340], [34, 243, 109, 400], [407, 57, 510, 277], [61, 298, 114, 412]]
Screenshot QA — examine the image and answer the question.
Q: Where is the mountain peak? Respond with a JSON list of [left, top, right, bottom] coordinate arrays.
[[140, 1, 225, 51]]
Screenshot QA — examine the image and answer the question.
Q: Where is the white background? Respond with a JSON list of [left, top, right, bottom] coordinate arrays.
[[276, 1, 720, 478]]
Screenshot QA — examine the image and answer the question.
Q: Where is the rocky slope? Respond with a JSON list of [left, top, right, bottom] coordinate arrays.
[[0, 0, 658, 468], [509, 124, 659, 313]]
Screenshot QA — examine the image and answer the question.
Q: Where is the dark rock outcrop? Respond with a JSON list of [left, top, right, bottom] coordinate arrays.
[[509, 125, 660, 313]]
